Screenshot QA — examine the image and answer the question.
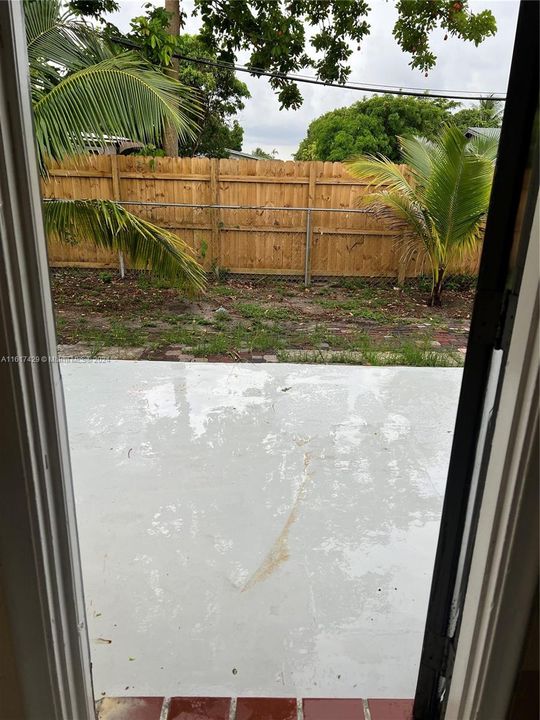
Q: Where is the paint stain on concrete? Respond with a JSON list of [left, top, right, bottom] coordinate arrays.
[[242, 452, 313, 592]]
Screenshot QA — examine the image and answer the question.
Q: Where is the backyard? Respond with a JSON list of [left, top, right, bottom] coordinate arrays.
[[52, 268, 474, 366]]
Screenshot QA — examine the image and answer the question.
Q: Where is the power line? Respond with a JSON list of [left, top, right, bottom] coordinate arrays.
[[111, 35, 507, 102]]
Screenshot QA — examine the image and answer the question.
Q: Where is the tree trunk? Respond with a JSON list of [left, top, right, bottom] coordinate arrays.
[[162, 0, 181, 157], [429, 267, 445, 306]]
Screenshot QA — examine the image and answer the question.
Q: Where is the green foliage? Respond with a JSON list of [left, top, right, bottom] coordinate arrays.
[[394, 0, 497, 73], [67, 0, 119, 19], [194, 0, 496, 108], [44, 200, 206, 289], [316, 298, 390, 323], [295, 96, 457, 162], [452, 98, 503, 133], [72, 320, 148, 348], [128, 6, 183, 67], [252, 147, 279, 160], [127, 8, 250, 157], [33, 54, 197, 169], [346, 127, 497, 305], [134, 145, 166, 160], [25, 0, 199, 169], [25, 0, 205, 286]]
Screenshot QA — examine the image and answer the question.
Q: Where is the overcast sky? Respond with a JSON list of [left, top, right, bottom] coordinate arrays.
[[104, 0, 520, 159]]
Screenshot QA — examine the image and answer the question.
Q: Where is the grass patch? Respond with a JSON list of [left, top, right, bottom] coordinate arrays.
[[234, 302, 290, 322], [278, 342, 461, 367], [332, 277, 395, 292], [209, 284, 238, 297], [71, 321, 148, 347], [287, 325, 371, 352], [362, 341, 461, 367], [56, 316, 67, 332], [191, 334, 234, 357], [277, 349, 364, 365], [136, 272, 200, 295], [316, 298, 391, 322], [190, 324, 285, 356], [395, 343, 461, 367]]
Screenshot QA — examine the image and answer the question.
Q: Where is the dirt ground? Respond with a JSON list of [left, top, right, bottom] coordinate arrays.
[[51, 269, 475, 366]]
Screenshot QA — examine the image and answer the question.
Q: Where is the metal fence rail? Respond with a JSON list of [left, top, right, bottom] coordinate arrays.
[[44, 198, 383, 286]]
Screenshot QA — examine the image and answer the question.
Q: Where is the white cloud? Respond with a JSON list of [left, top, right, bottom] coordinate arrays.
[[105, 0, 520, 159]]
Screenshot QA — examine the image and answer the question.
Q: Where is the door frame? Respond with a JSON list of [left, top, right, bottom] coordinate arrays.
[[0, 3, 94, 718], [445, 193, 538, 719], [413, 2, 539, 716]]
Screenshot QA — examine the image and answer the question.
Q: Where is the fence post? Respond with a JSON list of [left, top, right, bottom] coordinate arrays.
[[209, 158, 220, 270], [304, 163, 317, 287], [110, 154, 125, 278], [397, 244, 407, 286], [304, 208, 313, 287], [397, 164, 412, 286]]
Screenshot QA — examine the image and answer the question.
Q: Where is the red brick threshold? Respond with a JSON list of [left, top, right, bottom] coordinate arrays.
[[95, 696, 413, 720]]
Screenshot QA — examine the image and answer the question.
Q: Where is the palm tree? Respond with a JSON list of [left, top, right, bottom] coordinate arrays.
[[346, 126, 497, 305], [478, 97, 504, 125], [26, 0, 205, 289]]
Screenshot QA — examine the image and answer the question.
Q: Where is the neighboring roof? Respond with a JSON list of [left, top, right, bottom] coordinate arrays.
[[465, 126, 501, 140], [82, 133, 143, 155], [225, 148, 260, 160]]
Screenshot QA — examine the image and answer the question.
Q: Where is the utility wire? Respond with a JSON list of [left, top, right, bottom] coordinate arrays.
[[111, 35, 507, 102]]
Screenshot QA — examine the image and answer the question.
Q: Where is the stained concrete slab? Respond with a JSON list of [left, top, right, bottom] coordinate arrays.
[[62, 362, 462, 700]]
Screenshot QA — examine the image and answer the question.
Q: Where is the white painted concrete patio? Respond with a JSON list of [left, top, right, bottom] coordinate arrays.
[[62, 362, 462, 700]]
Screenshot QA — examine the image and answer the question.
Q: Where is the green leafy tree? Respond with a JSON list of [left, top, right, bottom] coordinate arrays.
[[346, 127, 497, 306], [194, 0, 496, 108], [126, 8, 250, 157], [452, 97, 504, 133], [67, 0, 119, 19], [393, 0, 497, 72], [252, 148, 279, 159], [26, 0, 205, 288], [295, 96, 457, 162]]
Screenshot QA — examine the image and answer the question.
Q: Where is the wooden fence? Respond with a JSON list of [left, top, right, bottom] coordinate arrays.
[[42, 155, 481, 279]]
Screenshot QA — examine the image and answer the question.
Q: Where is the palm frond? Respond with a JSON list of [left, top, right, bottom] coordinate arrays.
[[467, 135, 499, 163], [423, 126, 494, 254], [345, 156, 420, 205], [34, 52, 200, 170], [33, 52, 200, 170], [398, 135, 434, 185], [25, 0, 104, 84], [365, 190, 435, 267], [43, 199, 206, 289], [27, 0, 206, 284]]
